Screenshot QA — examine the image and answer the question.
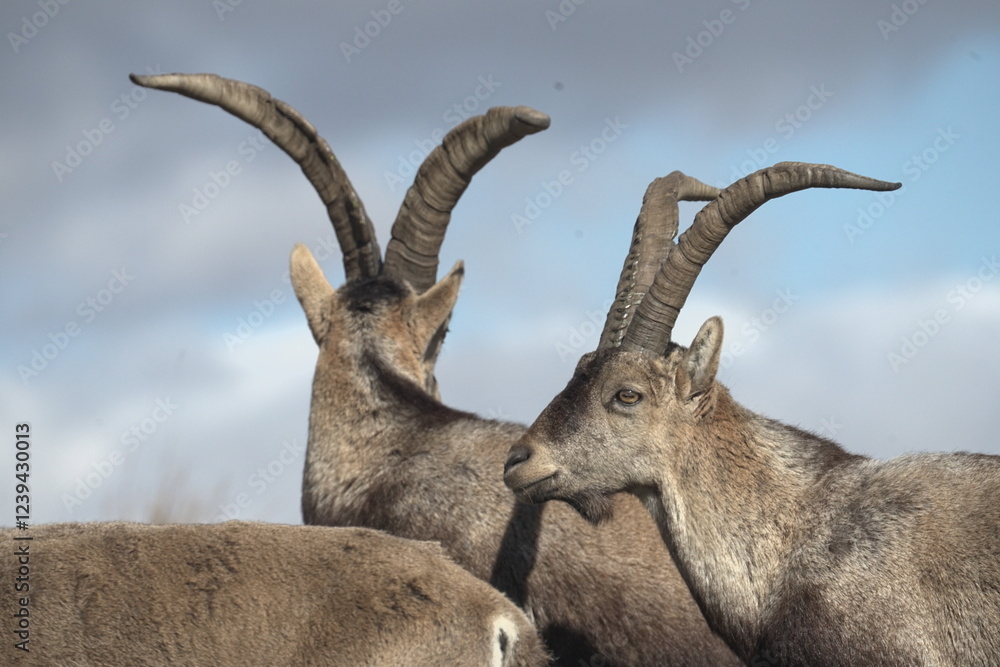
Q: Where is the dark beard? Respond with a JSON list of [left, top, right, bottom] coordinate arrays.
[[565, 490, 614, 525]]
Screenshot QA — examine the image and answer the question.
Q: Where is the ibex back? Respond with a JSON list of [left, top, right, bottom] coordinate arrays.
[[504, 163, 1000, 665], [3, 521, 549, 665]]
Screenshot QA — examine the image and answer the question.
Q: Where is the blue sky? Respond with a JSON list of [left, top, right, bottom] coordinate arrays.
[[2, 2, 998, 525]]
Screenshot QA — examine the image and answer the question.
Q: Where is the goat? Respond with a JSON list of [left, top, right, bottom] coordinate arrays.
[[135, 73, 741, 665], [3, 521, 549, 665], [132, 71, 550, 397], [504, 162, 1000, 665]]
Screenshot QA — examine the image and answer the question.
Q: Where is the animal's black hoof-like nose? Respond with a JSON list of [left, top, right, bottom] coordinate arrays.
[[504, 445, 531, 475]]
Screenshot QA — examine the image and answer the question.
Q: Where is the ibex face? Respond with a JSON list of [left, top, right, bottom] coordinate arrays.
[[505, 318, 723, 525]]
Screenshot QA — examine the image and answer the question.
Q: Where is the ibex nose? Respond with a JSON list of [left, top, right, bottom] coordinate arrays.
[[504, 445, 532, 476]]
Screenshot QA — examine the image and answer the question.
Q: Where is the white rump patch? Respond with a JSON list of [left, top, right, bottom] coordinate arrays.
[[490, 614, 520, 667]]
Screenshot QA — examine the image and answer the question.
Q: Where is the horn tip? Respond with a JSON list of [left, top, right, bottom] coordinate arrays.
[[513, 106, 551, 132], [130, 72, 178, 90], [770, 161, 903, 193], [860, 177, 902, 192]]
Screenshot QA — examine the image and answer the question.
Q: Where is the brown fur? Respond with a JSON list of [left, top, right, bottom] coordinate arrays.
[[291, 247, 740, 666], [506, 316, 1000, 665], [3, 521, 548, 666]]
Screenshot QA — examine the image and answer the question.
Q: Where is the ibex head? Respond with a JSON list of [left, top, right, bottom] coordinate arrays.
[[291, 245, 466, 396], [132, 73, 549, 397], [504, 163, 900, 523], [503, 317, 727, 524]]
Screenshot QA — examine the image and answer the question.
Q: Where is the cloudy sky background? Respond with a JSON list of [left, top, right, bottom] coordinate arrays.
[[3, 2, 998, 525]]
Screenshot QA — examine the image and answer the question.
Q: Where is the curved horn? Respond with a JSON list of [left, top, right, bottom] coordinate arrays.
[[598, 172, 720, 350], [130, 72, 381, 281], [621, 162, 902, 355], [383, 106, 551, 293]]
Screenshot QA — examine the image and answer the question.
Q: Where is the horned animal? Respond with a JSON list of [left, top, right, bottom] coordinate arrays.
[[504, 163, 1000, 665], [135, 73, 741, 665], [3, 521, 549, 665], [131, 71, 550, 399]]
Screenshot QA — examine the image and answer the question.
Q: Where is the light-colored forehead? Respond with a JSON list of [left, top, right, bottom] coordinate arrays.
[[568, 349, 674, 396], [580, 347, 677, 377]]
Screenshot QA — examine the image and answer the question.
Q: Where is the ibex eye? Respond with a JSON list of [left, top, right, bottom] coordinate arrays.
[[616, 389, 642, 405]]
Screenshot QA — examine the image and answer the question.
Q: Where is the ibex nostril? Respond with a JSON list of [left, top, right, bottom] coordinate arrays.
[[504, 445, 531, 474]]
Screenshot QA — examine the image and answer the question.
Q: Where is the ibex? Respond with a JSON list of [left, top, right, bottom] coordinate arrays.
[[135, 73, 741, 664], [3, 521, 549, 665], [504, 162, 1000, 665]]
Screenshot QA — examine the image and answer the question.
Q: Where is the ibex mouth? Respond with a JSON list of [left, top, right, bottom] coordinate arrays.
[[506, 472, 559, 503]]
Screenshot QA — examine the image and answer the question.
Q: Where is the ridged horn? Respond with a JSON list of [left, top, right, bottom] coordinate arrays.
[[621, 162, 902, 355], [383, 106, 551, 293], [130, 72, 381, 280], [598, 172, 720, 350]]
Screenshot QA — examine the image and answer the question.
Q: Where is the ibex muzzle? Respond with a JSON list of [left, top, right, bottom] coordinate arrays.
[[504, 345, 688, 525]]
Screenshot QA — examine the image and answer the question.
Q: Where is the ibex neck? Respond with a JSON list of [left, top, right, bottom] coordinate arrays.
[[302, 343, 450, 524], [647, 399, 859, 658]]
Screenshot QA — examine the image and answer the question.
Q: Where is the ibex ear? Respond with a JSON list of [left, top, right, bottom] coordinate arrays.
[[416, 260, 465, 337], [677, 316, 723, 402], [290, 244, 335, 343], [415, 261, 465, 366]]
